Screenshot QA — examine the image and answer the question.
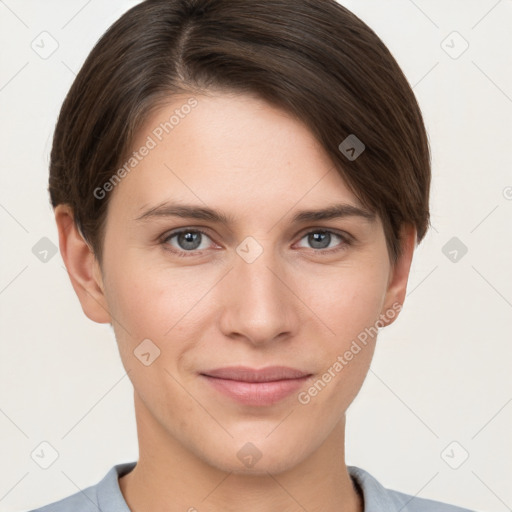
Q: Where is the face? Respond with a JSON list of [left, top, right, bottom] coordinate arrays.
[[83, 91, 412, 474]]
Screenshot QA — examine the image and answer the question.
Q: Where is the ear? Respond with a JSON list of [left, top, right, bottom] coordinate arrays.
[[54, 204, 111, 324], [379, 223, 417, 328]]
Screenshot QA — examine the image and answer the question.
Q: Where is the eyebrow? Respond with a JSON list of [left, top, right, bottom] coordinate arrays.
[[134, 201, 377, 225]]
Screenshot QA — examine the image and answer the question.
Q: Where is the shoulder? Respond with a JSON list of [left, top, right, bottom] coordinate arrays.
[[25, 461, 137, 512], [26, 484, 99, 512], [348, 466, 479, 512], [386, 488, 478, 512]]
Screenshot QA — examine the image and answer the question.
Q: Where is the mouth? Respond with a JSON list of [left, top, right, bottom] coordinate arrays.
[[199, 366, 313, 406]]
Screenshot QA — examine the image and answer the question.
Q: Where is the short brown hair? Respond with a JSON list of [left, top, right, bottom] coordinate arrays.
[[49, 0, 431, 267]]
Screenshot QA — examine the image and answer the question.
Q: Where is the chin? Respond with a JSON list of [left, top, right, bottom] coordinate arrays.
[[202, 441, 306, 476]]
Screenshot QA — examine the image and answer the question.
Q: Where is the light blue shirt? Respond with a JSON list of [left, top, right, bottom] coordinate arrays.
[[27, 461, 478, 511]]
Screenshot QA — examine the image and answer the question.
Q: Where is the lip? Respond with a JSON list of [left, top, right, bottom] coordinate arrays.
[[200, 366, 312, 406]]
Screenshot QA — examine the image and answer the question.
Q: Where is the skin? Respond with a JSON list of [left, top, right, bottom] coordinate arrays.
[[55, 91, 416, 512]]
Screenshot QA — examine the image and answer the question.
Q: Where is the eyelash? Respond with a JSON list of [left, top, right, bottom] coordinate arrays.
[[160, 228, 353, 258]]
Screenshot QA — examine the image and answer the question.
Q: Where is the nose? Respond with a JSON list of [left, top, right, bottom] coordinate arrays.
[[218, 241, 300, 346]]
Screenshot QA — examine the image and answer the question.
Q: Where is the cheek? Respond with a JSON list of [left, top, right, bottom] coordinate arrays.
[[103, 256, 215, 377], [297, 264, 386, 401], [301, 285, 381, 415], [302, 261, 389, 340], [103, 254, 185, 336]]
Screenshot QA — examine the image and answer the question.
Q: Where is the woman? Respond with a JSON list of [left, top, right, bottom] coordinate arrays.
[[31, 0, 477, 510]]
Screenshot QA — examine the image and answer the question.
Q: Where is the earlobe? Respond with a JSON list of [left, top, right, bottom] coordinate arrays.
[[379, 223, 417, 328], [54, 204, 111, 324]]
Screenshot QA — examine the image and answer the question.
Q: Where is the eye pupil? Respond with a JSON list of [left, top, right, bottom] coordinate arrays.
[[309, 231, 330, 249], [178, 231, 201, 250]]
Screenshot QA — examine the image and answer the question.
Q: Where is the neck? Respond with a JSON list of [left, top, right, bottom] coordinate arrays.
[[119, 392, 363, 512]]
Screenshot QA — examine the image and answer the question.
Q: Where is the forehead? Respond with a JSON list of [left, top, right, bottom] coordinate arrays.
[[107, 92, 371, 225]]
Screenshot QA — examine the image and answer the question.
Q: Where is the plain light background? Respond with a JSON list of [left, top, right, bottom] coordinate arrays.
[[1, 1, 511, 511]]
